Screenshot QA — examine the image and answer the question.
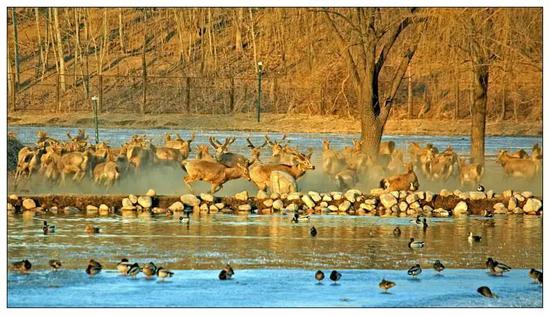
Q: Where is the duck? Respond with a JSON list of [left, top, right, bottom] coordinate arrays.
[[12, 259, 32, 273], [486, 257, 511, 276], [86, 259, 102, 276], [219, 264, 235, 280], [126, 263, 141, 278], [179, 213, 190, 223], [481, 209, 494, 218], [315, 270, 324, 283], [409, 215, 423, 226], [329, 270, 341, 283], [537, 273, 543, 285], [379, 279, 396, 293], [476, 184, 485, 192], [408, 264, 422, 277], [157, 267, 174, 281], [291, 213, 310, 223], [529, 269, 543, 283], [48, 259, 62, 271], [408, 238, 425, 249], [477, 286, 496, 298], [433, 260, 445, 273], [43, 221, 56, 234], [117, 258, 133, 275], [85, 224, 100, 234], [393, 227, 401, 237], [310, 226, 317, 237], [142, 262, 158, 278], [468, 232, 482, 243]]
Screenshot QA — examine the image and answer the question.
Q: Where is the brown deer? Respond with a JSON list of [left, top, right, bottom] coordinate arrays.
[[181, 159, 251, 193], [386, 150, 406, 175], [209, 136, 249, 167], [458, 158, 484, 188], [335, 168, 359, 190], [322, 139, 347, 177], [497, 150, 539, 179], [265, 134, 299, 165], [196, 144, 217, 162], [165, 132, 195, 159], [249, 150, 314, 192], [380, 163, 419, 192], [93, 159, 120, 188]]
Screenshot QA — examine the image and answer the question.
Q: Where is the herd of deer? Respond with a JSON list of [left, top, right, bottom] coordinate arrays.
[[13, 129, 542, 194]]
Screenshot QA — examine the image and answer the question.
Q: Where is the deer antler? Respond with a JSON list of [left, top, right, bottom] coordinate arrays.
[[189, 132, 196, 142], [264, 135, 275, 146], [246, 137, 255, 148], [208, 136, 220, 149]]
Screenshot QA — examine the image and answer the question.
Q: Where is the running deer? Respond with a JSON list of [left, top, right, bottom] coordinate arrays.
[[181, 159, 251, 193], [458, 158, 484, 188], [380, 163, 419, 192]]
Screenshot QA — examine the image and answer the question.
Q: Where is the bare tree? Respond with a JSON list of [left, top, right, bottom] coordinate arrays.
[[11, 8, 20, 87], [53, 8, 66, 92]]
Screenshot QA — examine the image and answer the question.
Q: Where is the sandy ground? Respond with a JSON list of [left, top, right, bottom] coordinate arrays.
[[8, 111, 542, 136]]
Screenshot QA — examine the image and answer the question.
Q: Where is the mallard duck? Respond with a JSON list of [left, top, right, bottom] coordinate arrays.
[[219, 263, 235, 280], [315, 270, 324, 283], [408, 238, 425, 249], [477, 286, 495, 298], [12, 259, 32, 273], [86, 259, 102, 276], [157, 267, 174, 281], [379, 279, 396, 293], [409, 215, 423, 226], [537, 273, 543, 285], [310, 226, 317, 237], [126, 263, 141, 278], [142, 262, 157, 278], [408, 264, 422, 277], [486, 257, 511, 276], [179, 213, 190, 223], [291, 213, 310, 223], [481, 209, 494, 218], [117, 258, 133, 275], [43, 221, 56, 234], [85, 224, 100, 234], [433, 260, 445, 273], [393, 227, 401, 237], [529, 269, 543, 283], [48, 259, 62, 271], [476, 184, 485, 192], [468, 232, 482, 243], [329, 270, 341, 283]]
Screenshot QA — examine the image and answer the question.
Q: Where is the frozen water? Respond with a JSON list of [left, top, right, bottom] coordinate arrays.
[[8, 268, 542, 307]]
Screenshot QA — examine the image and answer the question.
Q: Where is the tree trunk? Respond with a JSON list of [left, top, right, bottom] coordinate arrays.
[[248, 8, 258, 69], [141, 10, 148, 114], [470, 63, 489, 165], [118, 8, 126, 55], [53, 8, 66, 92], [235, 8, 243, 53], [35, 8, 46, 81], [11, 8, 20, 87], [407, 63, 413, 118]]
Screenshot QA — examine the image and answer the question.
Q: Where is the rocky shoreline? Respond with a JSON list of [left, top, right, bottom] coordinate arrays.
[[7, 188, 542, 218]]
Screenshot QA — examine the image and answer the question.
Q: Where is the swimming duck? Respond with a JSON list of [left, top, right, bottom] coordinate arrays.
[[379, 279, 396, 293], [408, 264, 422, 277], [142, 262, 158, 278], [433, 260, 445, 273], [48, 259, 62, 271], [310, 226, 317, 237], [393, 227, 401, 237], [329, 270, 341, 283], [468, 232, 482, 243], [486, 257, 511, 276], [219, 264, 235, 280], [291, 213, 310, 223], [12, 259, 32, 273], [408, 238, 425, 249], [157, 267, 174, 281], [481, 209, 494, 218], [179, 213, 190, 223], [409, 215, 423, 226], [315, 270, 325, 283], [86, 259, 102, 276], [476, 184, 485, 192], [126, 263, 141, 278], [477, 286, 495, 298], [43, 221, 56, 234], [529, 269, 543, 283], [85, 224, 100, 234], [117, 258, 133, 275], [537, 273, 543, 285]]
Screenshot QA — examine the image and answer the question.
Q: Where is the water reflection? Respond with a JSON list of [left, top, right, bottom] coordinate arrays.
[[8, 213, 542, 271]]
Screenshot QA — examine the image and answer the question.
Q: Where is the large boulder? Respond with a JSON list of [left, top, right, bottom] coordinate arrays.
[[180, 194, 200, 206], [235, 191, 249, 201], [523, 198, 542, 214], [272, 199, 284, 211], [168, 201, 184, 211], [200, 193, 214, 202], [380, 193, 398, 209], [469, 192, 486, 200], [138, 196, 152, 208], [493, 202, 507, 214], [308, 191, 322, 203], [453, 201, 469, 215], [22, 198, 36, 210], [301, 195, 316, 208], [338, 200, 351, 212]]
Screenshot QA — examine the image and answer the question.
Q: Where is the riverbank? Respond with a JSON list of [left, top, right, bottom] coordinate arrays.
[[7, 111, 542, 136]]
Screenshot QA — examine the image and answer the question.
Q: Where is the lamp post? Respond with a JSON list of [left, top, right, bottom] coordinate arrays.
[[257, 61, 263, 123], [91, 96, 99, 144]]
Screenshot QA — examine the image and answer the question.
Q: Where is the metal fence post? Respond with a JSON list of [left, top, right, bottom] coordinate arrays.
[[257, 62, 263, 122], [229, 77, 235, 113], [56, 73, 61, 112], [10, 72, 16, 112], [186, 77, 191, 113], [92, 96, 99, 144], [99, 74, 104, 113]]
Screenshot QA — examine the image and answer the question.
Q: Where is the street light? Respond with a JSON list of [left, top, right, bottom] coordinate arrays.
[[257, 61, 263, 123], [91, 96, 99, 144]]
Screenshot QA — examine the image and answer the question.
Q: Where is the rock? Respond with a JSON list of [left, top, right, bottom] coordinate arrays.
[[440, 189, 452, 197], [256, 190, 268, 199], [357, 209, 366, 216], [457, 192, 468, 200], [399, 191, 408, 199], [513, 193, 525, 202], [146, 189, 156, 197], [469, 191, 486, 200], [301, 195, 316, 208], [399, 201, 408, 212], [513, 208, 524, 215], [422, 205, 433, 215], [486, 190, 494, 199], [286, 203, 298, 212], [152, 207, 167, 214], [215, 203, 225, 210], [390, 205, 399, 213], [64, 206, 81, 214], [406, 209, 417, 215], [209, 205, 219, 212], [86, 205, 98, 213], [508, 197, 517, 210], [122, 198, 133, 208], [380, 193, 398, 209], [502, 190, 513, 199], [270, 193, 280, 200], [272, 199, 284, 210], [261, 208, 272, 215], [200, 193, 214, 202], [221, 208, 233, 214], [235, 191, 249, 201], [121, 205, 136, 211], [405, 194, 418, 204], [180, 194, 201, 206], [49, 206, 58, 214], [415, 191, 425, 200], [287, 193, 301, 201], [138, 196, 152, 208], [262, 199, 273, 208], [523, 198, 542, 213], [410, 201, 421, 209], [425, 191, 434, 203], [453, 189, 463, 197], [99, 204, 110, 215], [328, 205, 339, 212], [493, 203, 508, 214], [9, 194, 18, 201], [319, 201, 328, 208], [332, 192, 343, 201], [338, 200, 351, 212], [308, 191, 322, 203], [344, 189, 361, 203], [168, 201, 184, 211], [453, 201, 469, 215], [433, 208, 450, 217], [199, 204, 209, 212], [369, 188, 385, 196], [521, 191, 533, 199], [22, 198, 36, 210], [322, 194, 333, 202], [390, 191, 400, 198], [364, 198, 377, 205], [7, 203, 15, 212], [128, 194, 138, 204]]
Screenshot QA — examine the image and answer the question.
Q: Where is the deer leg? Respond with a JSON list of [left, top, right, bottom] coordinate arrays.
[[183, 176, 195, 193]]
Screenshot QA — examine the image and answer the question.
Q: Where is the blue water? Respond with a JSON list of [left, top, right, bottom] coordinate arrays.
[[7, 268, 542, 307]]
